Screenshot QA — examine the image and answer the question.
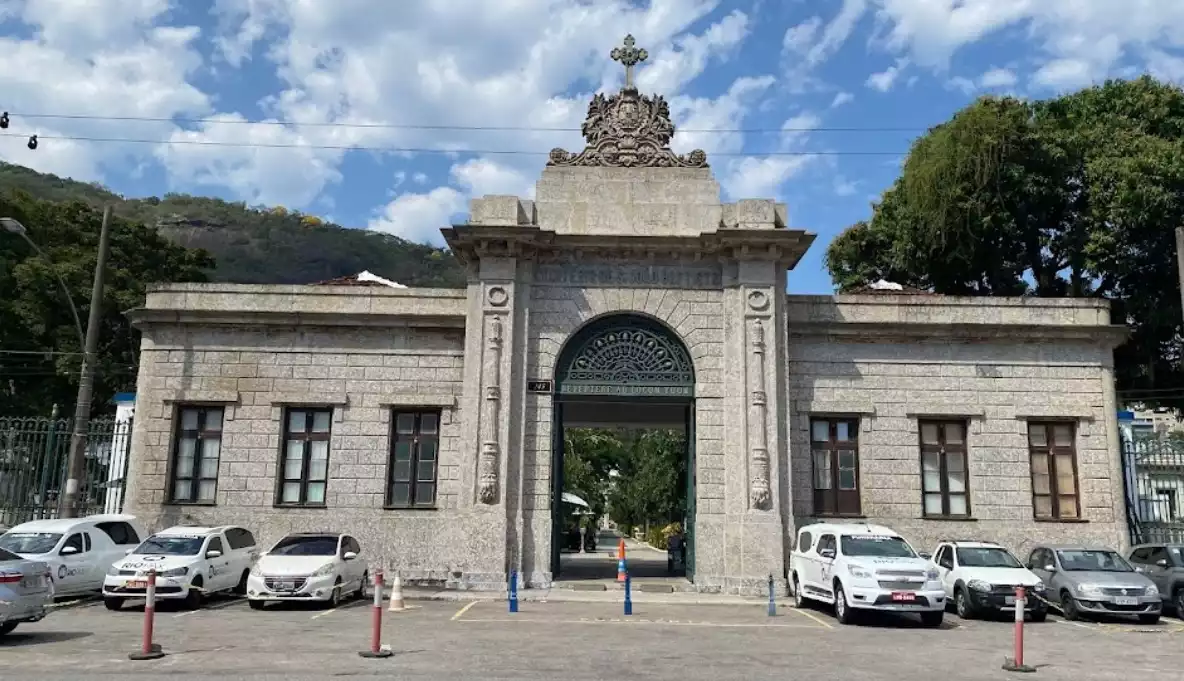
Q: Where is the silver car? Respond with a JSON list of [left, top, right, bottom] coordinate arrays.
[[0, 546, 54, 636], [1026, 545, 1161, 623]]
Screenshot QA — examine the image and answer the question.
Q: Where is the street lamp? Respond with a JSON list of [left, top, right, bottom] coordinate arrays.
[[1, 217, 85, 348]]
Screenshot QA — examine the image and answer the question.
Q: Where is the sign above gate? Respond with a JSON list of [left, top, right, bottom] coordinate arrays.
[[535, 263, 721, 289]]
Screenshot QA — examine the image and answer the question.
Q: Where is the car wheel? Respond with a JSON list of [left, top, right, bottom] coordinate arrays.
[[234, 570, 249, 596], [833, 582, 854, 625], [1174, 588, 1184, 617], [103, 597, 124, 611], [184, 577, 204, 610], [0, 622, 17, 636], [248, 599, 266, 610], [1060, 591, 1080, 621], [354, 571, 368, 600], [327, 578, 342, 608], [792, 574, 805, 608], [1138, 613, 1160, 625], [955, 588, 977, 620]]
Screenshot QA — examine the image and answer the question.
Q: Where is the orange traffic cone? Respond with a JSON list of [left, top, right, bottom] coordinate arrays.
[[617, 538, 627, 582]]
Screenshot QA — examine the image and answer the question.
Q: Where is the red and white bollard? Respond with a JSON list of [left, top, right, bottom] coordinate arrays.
[[1002, 586, 1035, 673], [128, 568, 165, 660], [358, 569, 393, 659]]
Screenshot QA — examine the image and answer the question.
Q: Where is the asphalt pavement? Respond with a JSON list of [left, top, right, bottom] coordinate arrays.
[[3, 590, 1182, 680]]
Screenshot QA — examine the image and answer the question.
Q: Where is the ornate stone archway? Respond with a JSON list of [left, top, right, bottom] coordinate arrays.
[[555, 314, 695, 399], [550, 313, 696, 580]]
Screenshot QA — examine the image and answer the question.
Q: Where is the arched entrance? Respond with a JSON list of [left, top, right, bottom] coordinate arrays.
[[550, 313, 696, 582]]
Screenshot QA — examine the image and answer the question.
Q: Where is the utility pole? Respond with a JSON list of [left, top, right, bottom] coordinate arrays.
[[1176, 227, 1184, 332], [61, 206, 113, 518]]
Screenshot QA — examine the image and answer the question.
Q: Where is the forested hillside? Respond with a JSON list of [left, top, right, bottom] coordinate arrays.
[[0, 161, 466, 286]]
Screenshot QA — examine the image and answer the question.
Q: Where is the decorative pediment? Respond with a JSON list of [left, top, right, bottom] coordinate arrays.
[[547, 35, 708, 169]]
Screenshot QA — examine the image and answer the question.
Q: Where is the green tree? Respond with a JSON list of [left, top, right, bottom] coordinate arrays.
[[826, 76, 1184, 405], [606, 429, 685, 532], [0, 191, 214, 416]]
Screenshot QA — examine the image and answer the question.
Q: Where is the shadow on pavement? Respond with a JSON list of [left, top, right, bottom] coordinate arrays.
[[0, 630, 93, 647]]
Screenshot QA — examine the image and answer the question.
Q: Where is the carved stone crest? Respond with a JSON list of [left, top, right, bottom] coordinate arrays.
[[547, 35, 708, 169]]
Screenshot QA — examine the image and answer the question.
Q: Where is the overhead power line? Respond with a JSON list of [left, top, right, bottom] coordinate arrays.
[[2, 111, 926, 134], [0, 132, 905, 157]]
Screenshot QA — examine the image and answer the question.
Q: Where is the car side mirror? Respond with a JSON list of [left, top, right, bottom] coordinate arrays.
[[60, 546, 79, 555], [206, 550, 222, 559], [1044, 564, 1056, 573], [819, 548, 836, 559], [125, 548, 135, 555], [343, 551, 357, 560], [918, 551, 932, 560]]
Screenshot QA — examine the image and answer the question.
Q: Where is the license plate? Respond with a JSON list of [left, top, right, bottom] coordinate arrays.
[[1114, 596, 1138, 606], [20, 576, 40, 588], [891, 592, 916, 602], [1005, 596, 1016, 605], [275, 581, 295, 591], [128, 580, 147, 589]]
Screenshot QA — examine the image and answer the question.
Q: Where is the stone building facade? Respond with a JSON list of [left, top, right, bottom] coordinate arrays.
[[122, 37, 1130, 594]]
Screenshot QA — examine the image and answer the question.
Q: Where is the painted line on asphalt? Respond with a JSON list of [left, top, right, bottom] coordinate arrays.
[[785, 606, 835, 630], [1054, 618, 1103, 632], [451, 600, 480, 621], [309, 599, 369, 620], [173, 599, 247, 618], [47, 597, 101, 610], [457, 616, 822, 629]]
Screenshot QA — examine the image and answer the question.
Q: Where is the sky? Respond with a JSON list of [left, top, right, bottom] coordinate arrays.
[[1, 1, 1183, 294]]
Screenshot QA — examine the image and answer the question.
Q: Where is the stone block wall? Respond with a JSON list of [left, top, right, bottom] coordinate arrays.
[[786, 294, 1129, 561], [123, 285, 496, 585]]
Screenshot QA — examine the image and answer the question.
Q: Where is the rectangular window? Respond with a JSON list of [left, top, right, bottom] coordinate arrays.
[[277, 408, 333, 507], [919, 420, 970, 518], [386, 410, 440, 508], [810, 418, 861, 516], [1027, 422, 1079, 520], [169, 406, 224, 503]]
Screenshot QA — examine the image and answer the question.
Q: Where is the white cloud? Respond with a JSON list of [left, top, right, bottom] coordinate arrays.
[[0, 1, 210, 181], [721, 111, 822, 200], [866, 60, 907, 92], [834, 176, 859, 197], [830, 91, 855, 108], [782, 16, 822, 55], [980, 67, 1017, 88], [782, 0, 869, 91], [871, 0, 1184, 90]]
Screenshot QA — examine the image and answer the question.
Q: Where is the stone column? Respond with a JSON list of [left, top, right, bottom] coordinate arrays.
[[477, 314, 504, 503]]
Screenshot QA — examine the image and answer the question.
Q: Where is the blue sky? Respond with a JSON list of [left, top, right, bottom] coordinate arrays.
[[1, 0, 1183, 294]]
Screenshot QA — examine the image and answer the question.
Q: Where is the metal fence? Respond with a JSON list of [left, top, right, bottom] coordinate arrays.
[[1121, 435, 1184, 545], [0, 415, 133, 528]]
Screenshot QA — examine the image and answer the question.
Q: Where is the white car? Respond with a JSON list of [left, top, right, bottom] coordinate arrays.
[[103, 525, 260, 610], [790, 522, 945, 626], [0, 514, 146, 598], [246, 532, 368, 609], [929, 540, 1048, 621], [0, 546, 53, 636]]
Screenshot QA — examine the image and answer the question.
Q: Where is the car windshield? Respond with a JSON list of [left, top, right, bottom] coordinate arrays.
[[269, 535, 339, 556], [134, 536, 205, 556], [0, 547, 21, 561], [1171, 547, 1184, 565], [1057, 550, 1132, 572], [0, 532, 62, 554], [840, 535, 916, 558], [956, 547, 1022, 568]]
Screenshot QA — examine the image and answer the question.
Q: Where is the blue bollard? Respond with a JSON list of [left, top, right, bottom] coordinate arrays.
[[767, 574, 776, 617], [624, 574, 633, 616], [509, 570, 519, 613]]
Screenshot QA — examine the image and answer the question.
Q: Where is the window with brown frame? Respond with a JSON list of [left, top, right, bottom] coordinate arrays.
[[810, 418, 861, 516], [169, 406, 224, 503], [919, 420, 970, 518], [1027, 421, 1080, 520], [277, 408, 333, 507], [386, 410, 440, 508]]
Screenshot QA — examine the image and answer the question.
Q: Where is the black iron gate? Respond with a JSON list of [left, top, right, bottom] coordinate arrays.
[[1122, 435, 1184, 545]]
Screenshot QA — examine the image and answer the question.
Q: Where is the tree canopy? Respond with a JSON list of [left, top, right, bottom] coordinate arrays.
[[0, 190, 214, 416], [826, 76, 1184, 405]]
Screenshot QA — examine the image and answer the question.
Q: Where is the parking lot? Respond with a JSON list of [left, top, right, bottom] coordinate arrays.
[[3, 593, 1182, 680]]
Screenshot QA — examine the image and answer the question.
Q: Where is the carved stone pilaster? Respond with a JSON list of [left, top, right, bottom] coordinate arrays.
[[477, 315, 503, 504], [748, 318, 771, 510]]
